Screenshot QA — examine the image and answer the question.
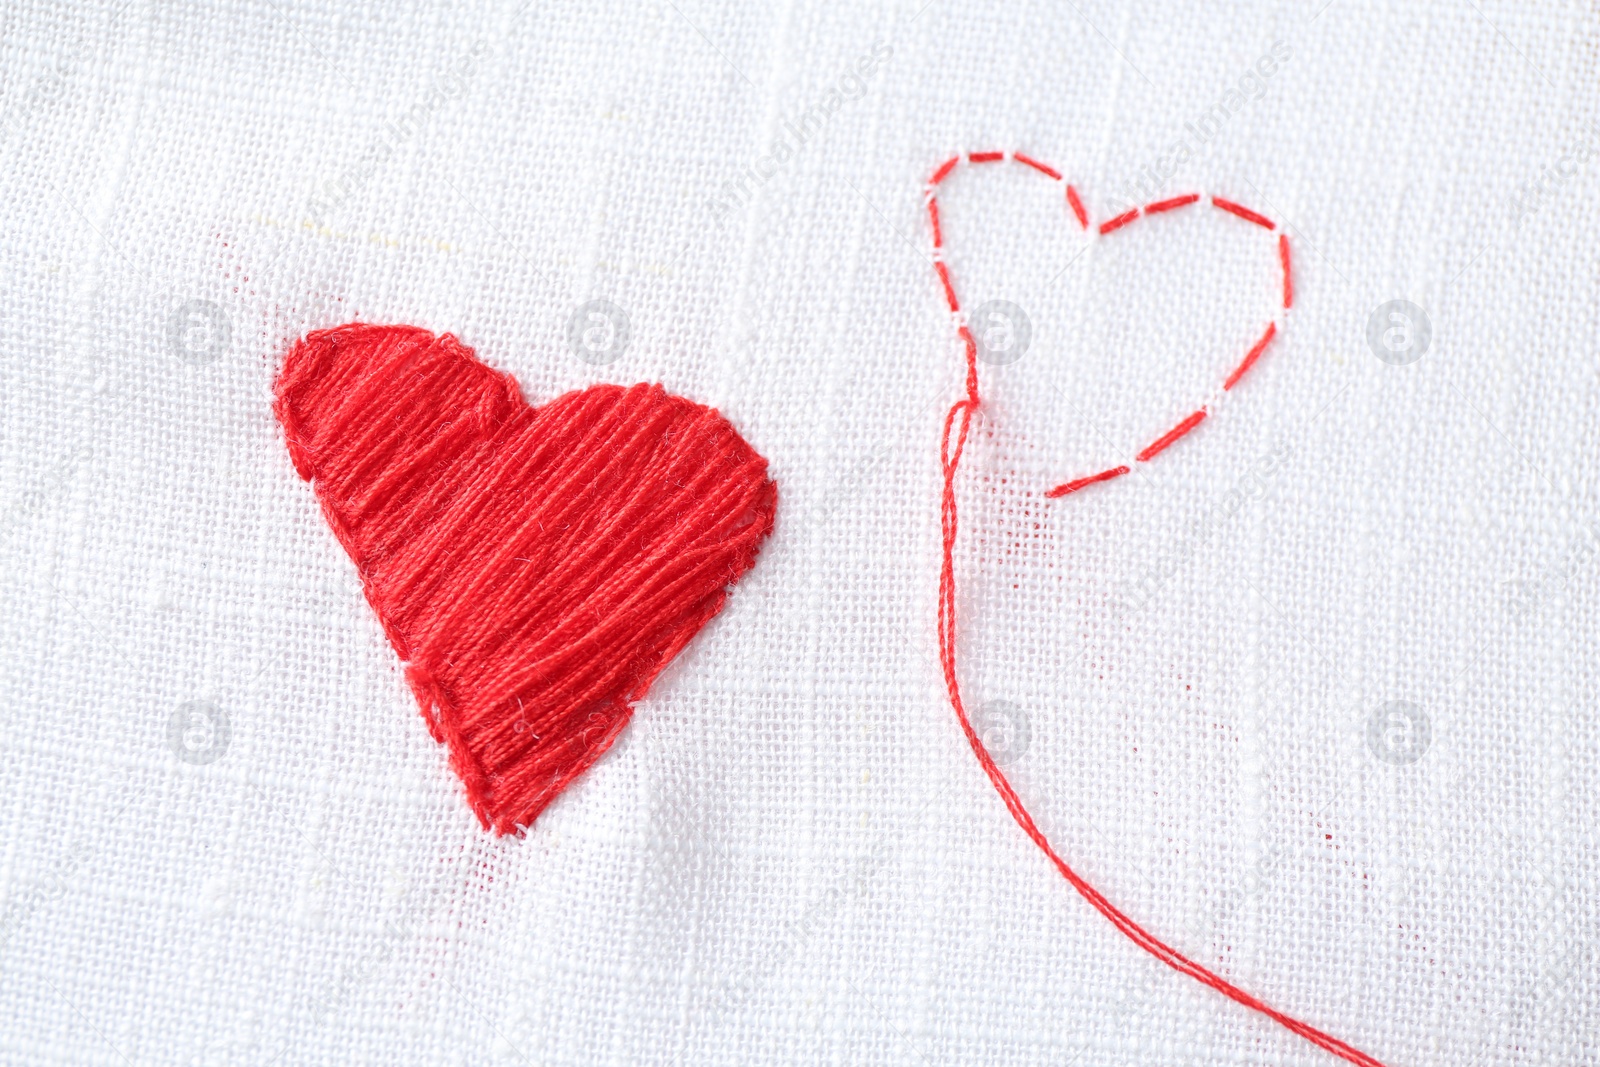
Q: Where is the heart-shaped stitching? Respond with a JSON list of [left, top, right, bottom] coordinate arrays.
[[929, 152, 1385, 1067], [275, 324, 776, 835], [928, 150, 1292, 498]]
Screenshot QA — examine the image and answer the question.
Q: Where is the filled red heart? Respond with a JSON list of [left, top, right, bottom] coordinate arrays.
[[275, 324, 776, 834]]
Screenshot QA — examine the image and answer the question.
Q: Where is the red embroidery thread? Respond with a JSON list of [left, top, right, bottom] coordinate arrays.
[[1097, 208, 1141, 235], [275, 324, 776, 834], [1211, 195, 1277, 230], [1145, 193, 1201, 214], [1042, 464, 1130, 499], [929, 153, 1387, 1067], [1013, 152, 1062, 180], [1135, 408, 1208, 462], [1280, 233, 1295, 309], [1225, 322, 1279, 392], [1066, 185, 1089, 230]]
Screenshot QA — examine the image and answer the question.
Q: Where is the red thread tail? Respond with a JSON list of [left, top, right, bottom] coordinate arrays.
[[1066, 185, 1089, 229], [1137, 408, 1208, 462], [1045, 465, 1129, 498], [1211, 196, 1276, 230], [1225, 322, 1278, 391], [1144, 193, 1199, 214], [1279, 234, 1293, 309]]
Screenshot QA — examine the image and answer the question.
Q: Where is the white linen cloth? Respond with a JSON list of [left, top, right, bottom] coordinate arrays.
[[1, 1, 1596, 1063]]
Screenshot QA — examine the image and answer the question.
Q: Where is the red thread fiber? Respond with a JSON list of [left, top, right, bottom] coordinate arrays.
[[1045, 465, 1129, 499], [1145, 193, 1200, 214], [275, 324, 776, 834], [1136, 408, 1208, 461], [1098, 208, 1141, 235], [1066, 185, 1089, 229], [1212, 195, 1277, 230], [928, 152, 1385, 1067], [1280, 233, 1294, 309], [1225, 322, 1279, 392], [935, 260, 960, 311], [1013, 152, 1062, 180]]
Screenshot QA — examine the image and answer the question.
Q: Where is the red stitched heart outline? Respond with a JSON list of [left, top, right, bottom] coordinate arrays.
[[929, 151, 1293, 498], [928, 151, 1386, 1067]]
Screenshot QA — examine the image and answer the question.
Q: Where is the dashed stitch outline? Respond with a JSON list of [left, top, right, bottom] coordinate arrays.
[[925, 150, 1292, 499]]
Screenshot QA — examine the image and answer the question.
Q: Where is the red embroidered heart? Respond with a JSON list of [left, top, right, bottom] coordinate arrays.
[[275, 324, 776, 834]]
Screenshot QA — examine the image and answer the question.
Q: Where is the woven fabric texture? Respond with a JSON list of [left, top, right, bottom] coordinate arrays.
[[1, 1, 1596, 1065]]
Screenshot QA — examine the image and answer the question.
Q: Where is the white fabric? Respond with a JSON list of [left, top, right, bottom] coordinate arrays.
[[1, 1, 1596, 1064]]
